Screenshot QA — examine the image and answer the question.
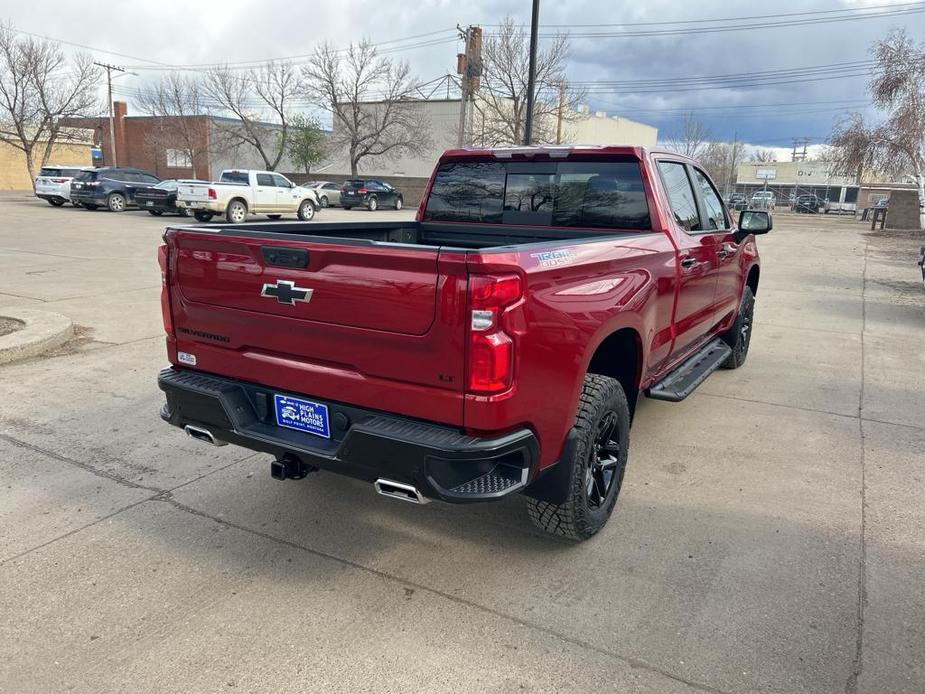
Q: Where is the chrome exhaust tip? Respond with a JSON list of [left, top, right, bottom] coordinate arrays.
[[184, 424, 226, 447], [374, 478, 430, 504]]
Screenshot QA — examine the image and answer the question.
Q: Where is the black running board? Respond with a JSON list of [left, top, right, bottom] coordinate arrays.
[[647, 338, 732, 402]]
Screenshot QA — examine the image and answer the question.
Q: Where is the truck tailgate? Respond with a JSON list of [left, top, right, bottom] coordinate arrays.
[[177, 182, 215, 202], [166, 229, 468, 426]]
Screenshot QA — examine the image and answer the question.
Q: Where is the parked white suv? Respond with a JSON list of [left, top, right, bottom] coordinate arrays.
[[176, 170, 320, 223], [750, 191, 777, 210], [34, 165, 93, 207]]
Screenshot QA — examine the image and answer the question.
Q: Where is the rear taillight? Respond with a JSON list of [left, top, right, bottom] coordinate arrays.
[[208, 187, 217, 200], [357, 187, 367, 194], [157, 244, 174, 338], [52, 178, 68, 183], [467, 273, 523, 394]]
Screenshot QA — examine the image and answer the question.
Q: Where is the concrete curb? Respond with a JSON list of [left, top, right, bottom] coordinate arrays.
[[0, 309, 74, 365]]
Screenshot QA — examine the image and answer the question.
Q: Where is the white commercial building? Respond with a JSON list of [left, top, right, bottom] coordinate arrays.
[[322, 98, 658, 179]]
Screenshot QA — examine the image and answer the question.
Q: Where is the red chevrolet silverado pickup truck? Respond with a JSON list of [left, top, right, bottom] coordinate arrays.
[[157, 146, 770, 540]]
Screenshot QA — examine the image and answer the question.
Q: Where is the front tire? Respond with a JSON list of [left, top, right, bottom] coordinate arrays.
[[319, 196, 329, 208], [225, 199, 248, 224], [719, 285, 755, 369], [297, 199, 316, 221], [395, 196, 403, 210], [107, 193, 126, 212], [527, 374, 630, 541]]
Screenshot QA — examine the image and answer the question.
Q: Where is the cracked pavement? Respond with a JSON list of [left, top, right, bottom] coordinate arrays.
[[1, 193, 923, 693]]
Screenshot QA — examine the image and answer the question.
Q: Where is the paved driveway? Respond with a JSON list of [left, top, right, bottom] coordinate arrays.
[[1, 194, 923, 693]]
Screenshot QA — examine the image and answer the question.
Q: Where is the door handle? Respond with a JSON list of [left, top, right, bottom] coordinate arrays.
[[680, 256, 698, 268]]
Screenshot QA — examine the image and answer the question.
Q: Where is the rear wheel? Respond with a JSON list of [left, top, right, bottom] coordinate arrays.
[[193, 210, 214, 223], [719, 285, 755, 370], [527, 374, 630, 541], [225, 199, 247, 224], [319, 196, 329, 208], [368, 196, 378, 212], [297, 199, 316, 221], [147, 209, 163, 216], [47, 198, 65, 207], [395, 196, 403, 210], [107, 193, 126, 212]]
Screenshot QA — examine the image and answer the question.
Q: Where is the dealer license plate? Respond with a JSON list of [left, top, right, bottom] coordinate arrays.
[[274, 394, 330, 438]]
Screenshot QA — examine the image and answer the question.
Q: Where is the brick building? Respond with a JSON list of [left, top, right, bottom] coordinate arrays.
[[62, 102, 297, 180]]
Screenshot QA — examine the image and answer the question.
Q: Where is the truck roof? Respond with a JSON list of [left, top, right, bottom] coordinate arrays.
[[438, 144, 698, 165]]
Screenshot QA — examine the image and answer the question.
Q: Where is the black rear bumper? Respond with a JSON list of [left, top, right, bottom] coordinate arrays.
[[158, 367, 539, 503]]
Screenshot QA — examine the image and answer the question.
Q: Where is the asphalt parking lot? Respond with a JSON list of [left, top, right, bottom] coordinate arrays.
[[1, 192, 923, 693]]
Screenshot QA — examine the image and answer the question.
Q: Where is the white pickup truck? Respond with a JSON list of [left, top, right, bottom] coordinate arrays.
[[176, 170, 320, 223]]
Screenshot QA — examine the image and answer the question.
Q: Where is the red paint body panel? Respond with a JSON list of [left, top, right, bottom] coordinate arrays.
[[163, 146, 760, 475]]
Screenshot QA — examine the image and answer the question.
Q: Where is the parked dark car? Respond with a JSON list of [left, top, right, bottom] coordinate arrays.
[[794, 194, 820, 213], [134, 180, 194, 217], [70, 167, 161, 212], [728, 192, 747, 211], [340, 179, 403, 211]]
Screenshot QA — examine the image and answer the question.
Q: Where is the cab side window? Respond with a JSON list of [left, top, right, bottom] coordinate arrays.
[[657, 161, 701, 232], [271, 174, 291, 188], [256, 173, 274, 187], [691, 168, 729, 230]]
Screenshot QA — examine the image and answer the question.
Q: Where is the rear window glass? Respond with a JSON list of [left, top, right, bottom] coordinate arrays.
[[343, 180, 368, 190], [423, 160, 650, 230], [221, 171, 249, 184], [41, 167, 83, 177]]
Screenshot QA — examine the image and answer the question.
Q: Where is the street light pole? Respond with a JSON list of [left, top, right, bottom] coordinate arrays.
[[94, 62, 126, 167], [523, 0, 540, 145]]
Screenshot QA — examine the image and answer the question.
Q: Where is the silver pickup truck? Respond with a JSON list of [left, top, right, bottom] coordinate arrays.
[[177, 169, 320, 223]]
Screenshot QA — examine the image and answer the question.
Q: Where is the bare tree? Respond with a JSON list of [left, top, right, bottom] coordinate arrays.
[[203, 61, 299, 171], [665, 113, 710, 159], [471, 16, 584, 146], [749, 148, 777, 163], [829, 28, 925, 228], [700, 140, 745, 196], [303, 40, 429, 177], [136, 72, 208, 178], [0, 24, 100, 186]]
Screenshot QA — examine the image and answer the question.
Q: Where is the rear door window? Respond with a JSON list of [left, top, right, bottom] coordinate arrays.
[[256, 173, 274, 187], [657, 161, 701, 232]]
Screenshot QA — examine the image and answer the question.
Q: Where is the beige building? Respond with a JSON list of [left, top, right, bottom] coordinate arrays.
[[0, 131, 94, 190], [322, 98, 657, 179]]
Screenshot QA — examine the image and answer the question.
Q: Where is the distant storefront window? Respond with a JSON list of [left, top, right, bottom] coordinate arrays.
[[166, 149, 192, 168]]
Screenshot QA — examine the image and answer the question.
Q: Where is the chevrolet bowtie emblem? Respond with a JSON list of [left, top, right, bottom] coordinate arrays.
[[261, 280, 313, 305]]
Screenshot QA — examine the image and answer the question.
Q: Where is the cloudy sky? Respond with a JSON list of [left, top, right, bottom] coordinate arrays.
[[5, 0, 925, 157]]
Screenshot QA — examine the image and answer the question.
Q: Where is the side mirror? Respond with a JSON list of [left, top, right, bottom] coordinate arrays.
[[738, 209, 772, 235]]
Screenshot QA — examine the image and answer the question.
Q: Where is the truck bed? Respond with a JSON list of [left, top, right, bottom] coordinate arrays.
[[182, 220, 614, 250]]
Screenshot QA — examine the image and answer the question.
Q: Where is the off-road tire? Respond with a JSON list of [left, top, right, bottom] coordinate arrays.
[[719, 285, 755, 369], [527, 374, 630, 541]]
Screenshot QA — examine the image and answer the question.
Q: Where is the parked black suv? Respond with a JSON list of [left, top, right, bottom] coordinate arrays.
[[794, 194, 820, 213], [340, 179, 403, 211], [70, 167, 161, 212]]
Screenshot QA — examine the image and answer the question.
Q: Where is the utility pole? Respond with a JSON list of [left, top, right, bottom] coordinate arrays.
[[455, 26, 482, 148], [555, 82, 566, 144], [523, 0, 540, 145], [94, 62, 126, 167], [726, 132, 739, 198]]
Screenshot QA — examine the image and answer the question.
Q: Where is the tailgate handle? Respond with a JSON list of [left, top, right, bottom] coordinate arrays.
[[262, 246, 309, 268]]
